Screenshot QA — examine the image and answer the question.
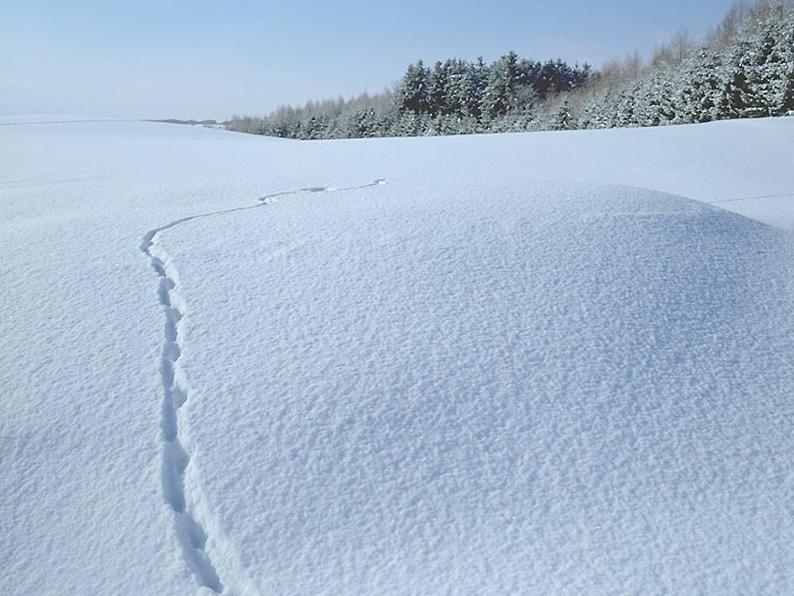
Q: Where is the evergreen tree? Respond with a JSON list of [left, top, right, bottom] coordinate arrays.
[[391, 110, 431, 136], [429, 61, 449, 116], [751, 22, 790, 114], [361, 108, 381, 137], [616, 84, 640, 126], [781, 64, 794, 114], [461, 57, 489, 119], [594, 87, 620, 128], [482, 51, 521, 118], [302, 115, 328, 139], [779, 20, 794, 114], [636, 71, 677, 125], [396, 61, 432, 114], [553, 99, 574, 130], [442, 59, 469, 117], [718, 41, 755, 118], [677, 49, 724, 123]]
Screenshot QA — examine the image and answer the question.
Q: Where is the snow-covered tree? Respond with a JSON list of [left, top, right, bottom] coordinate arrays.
[[635, 69, 678, 126], [716, 40, 756, 118], [482, 51, 522, 118], [429, 61, 449, 116], [461, 57, 490, 119], [676, 49, 725, 123], [553, 99, 574, 130], [781, 64, 794, 114], [396, 61, 432, 114], [440, 59, 469, 116]]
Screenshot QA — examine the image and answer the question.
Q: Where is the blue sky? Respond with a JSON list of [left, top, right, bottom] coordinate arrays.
[[1, 0, 738, 119]]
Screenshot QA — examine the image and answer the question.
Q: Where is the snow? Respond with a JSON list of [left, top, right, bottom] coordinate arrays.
[[2, 118, 794, 595]]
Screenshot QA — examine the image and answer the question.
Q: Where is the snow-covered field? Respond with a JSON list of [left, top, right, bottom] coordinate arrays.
[[2, 117, 794, 595]]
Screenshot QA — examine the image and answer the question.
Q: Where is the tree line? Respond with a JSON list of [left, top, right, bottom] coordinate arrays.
[[227, 1, 794, 139], [562, 1, 794, 131], [227, 55, 591, 138]]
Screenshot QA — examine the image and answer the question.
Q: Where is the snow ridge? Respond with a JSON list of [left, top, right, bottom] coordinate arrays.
[[140, 178, 386, 594]]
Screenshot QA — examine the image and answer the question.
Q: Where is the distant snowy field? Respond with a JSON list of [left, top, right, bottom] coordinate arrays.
[[2, 117, 794, 595]]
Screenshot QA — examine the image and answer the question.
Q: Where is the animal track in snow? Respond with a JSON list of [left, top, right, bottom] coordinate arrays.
[[140, 178, 386, 593], [259, 177, 387, 203]]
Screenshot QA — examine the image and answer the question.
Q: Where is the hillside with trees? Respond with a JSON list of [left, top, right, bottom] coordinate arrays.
[[227, 0, 794, 139]]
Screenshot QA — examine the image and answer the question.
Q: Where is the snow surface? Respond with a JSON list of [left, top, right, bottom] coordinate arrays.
[[2, 118, 794, 595]]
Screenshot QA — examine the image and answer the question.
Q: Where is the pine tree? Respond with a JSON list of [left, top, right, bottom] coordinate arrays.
[[396, 61, 432, 114], [738, 22, 790, 117], [429, 61, 449, 116], [677, 49, 724, 123], [553, 99, 574, 130], [751, 22, 789, 114], [442, 59, 470, 117], [583, 87, 619, 129], [347, 108, 379, 138], [775, 20, 794, 115], [635, 70, 677, 126], [302, 115, 329, 139], [717, 41, 755, 118], [781, 63, 794, 114], [482, 51, 521, 119], [391, 110, 431, 136], [616, 84, 640, 126], [461, 57, 489, 120]]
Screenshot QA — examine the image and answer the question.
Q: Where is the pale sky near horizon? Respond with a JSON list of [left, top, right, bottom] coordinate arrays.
[[1, 0, 739, 120]]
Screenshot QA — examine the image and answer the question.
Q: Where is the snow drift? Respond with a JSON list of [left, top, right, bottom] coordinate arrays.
[[2, 118, 794, 595], [174, 179, 794, 595]]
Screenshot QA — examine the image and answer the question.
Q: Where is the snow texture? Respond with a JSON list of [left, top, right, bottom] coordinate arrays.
[[2, 117, 794, 595]]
